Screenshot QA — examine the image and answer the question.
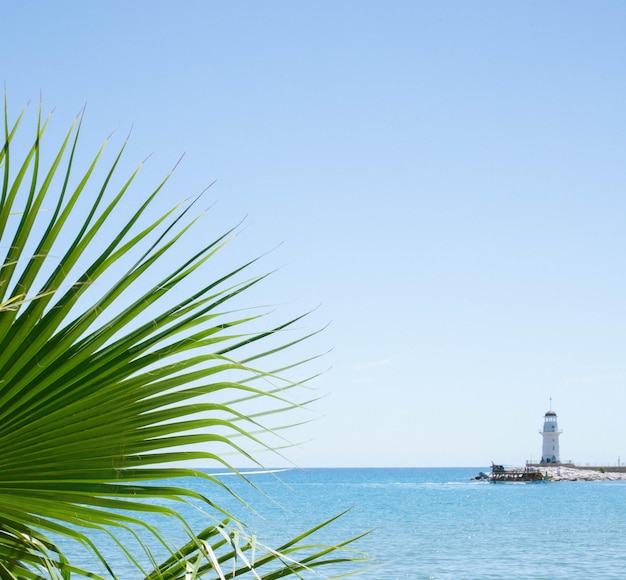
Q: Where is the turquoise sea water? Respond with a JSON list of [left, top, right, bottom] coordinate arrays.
[[68, 468, 626, 578]]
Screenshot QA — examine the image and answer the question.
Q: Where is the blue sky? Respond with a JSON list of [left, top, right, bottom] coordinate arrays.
[[3, 1, 626, 467]]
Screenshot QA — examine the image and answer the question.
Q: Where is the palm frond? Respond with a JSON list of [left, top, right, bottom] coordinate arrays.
[[0, 97, 369, 578]]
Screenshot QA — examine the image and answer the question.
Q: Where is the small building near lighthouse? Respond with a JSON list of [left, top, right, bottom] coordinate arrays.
[[540, 407, 562, 464]]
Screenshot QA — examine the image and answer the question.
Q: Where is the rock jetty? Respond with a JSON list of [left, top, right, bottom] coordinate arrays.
[[473, 466, 626, 482], [541, 466, 626, 482]]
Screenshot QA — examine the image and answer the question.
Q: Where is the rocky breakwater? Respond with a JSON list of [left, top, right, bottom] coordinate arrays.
[[542, 466, 626, 482]]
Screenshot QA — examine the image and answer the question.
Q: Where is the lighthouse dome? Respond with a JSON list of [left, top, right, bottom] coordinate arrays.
[[545, 410, 557, 416]]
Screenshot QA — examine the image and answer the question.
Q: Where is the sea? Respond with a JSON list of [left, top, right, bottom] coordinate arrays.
[[65, 467, 626, 579]]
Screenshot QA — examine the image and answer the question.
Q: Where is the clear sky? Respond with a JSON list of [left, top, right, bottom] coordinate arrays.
[[3, 1, 626, 467]]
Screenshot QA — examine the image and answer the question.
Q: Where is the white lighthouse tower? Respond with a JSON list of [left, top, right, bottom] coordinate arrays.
[[539, 402, 562, 464]]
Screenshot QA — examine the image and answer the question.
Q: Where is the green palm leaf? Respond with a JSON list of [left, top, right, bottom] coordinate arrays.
[[0, 98, 370, 578]]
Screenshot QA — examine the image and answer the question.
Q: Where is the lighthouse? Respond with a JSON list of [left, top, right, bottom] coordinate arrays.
[[539, 406, 562, 464]]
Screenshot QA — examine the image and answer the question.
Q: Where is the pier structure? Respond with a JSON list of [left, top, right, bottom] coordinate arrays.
[[539, 402, 562, 464]]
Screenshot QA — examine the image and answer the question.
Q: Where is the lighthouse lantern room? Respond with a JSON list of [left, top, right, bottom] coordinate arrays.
[[539, 405, 562, 464]]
